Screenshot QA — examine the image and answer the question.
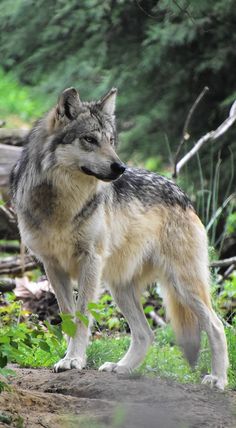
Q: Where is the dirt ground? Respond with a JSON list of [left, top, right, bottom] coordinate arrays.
[[0, 367, 235, 428]]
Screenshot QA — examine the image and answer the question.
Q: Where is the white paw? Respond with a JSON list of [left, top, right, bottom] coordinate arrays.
[[202, 374, 227, 390], [99, 362, 117, 372], [99, 362, 132, 375], [53, 356, 86, 373]]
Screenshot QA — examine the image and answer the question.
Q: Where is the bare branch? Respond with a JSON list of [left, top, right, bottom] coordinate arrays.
[[149, 310, 167, 327], [173, 86, 209, 178], [174, 99, 236, 177], [217, 265, 235, 284], [210, 257, 236, 268], [0, 143, 22, 189]]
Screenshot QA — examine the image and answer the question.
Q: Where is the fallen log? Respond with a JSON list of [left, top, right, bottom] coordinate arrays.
[[0, 143, 22, 188], [0, 128, 28, 146], [0, 255, 38, 275]]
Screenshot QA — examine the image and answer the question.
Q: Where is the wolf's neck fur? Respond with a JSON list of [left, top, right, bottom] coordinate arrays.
[[51, 168, 103, 212]]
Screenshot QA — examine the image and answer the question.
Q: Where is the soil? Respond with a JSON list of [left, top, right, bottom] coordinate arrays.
[[0, 367, 235, 428]]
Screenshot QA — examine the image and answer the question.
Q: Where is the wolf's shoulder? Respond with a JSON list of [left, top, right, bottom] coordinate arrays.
[[111, 167, 192, 210]]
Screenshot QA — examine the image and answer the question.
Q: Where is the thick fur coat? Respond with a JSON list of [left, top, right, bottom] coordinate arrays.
[[10, 88, 228, 389]]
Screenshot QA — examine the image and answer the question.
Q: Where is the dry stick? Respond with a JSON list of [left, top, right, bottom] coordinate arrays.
[[172, 86, 209, 178], [210, 257, 236, 268], [174, 99, 236, 177], [149, 310, 167, 327], [217, 264, 235, 284]]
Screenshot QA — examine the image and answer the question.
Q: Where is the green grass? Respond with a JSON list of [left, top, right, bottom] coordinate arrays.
[[0, 68, 46, 125], [88, 326, 236, 388], [2, 323, 235, 389]]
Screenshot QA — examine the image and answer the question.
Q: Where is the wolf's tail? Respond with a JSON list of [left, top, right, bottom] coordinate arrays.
[[163, 286, 211, 366]]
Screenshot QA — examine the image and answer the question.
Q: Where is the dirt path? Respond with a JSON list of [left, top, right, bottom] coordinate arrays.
[[0, 367, 235, 427]]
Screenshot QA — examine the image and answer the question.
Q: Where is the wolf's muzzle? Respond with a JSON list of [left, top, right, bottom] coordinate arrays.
[[110, 162, 126, 175]]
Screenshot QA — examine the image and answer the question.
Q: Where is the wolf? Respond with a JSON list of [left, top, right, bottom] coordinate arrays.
[[10, 87, 228, 389]]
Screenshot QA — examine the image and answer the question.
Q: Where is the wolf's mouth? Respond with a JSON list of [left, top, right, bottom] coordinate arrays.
[[81, 166, 122, 182]]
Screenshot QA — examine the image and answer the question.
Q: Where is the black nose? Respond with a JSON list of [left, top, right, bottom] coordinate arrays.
[[110, 162, 126, 175]]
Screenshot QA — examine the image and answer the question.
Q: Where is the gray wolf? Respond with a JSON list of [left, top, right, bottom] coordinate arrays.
[[10, 87, 228, 389]]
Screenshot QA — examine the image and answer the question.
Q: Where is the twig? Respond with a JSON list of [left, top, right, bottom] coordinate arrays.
[[174, 99, 236, 177], [210, 257, 236, 268], [149, 310, 167, 327], [217, 264, 235, 284], [173, 86, 209, 178]]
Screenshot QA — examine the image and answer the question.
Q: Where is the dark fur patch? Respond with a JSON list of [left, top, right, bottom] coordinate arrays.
[[29, 182, 58, 221], [23, 209, 41, 229], [112, 168, 192, 210], [73, 192, 103, 225], [52, 129, 77, 147]]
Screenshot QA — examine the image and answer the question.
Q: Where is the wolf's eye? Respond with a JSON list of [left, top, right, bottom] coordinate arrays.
[[84, 136, 98, 145], [110, 137, 115, 145]]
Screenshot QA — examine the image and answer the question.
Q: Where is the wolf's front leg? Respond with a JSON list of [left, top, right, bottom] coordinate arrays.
[[46, 253, 101, 372], [64, 252, 101, 372], [44, 261, 80, 371]]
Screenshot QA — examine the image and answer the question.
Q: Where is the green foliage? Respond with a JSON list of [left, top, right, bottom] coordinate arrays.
[[0, 0, 235, 163], [0, 68, 44, 122], [226, 211, 236, 235], [0, 290, 235, 389], [0, 294, 65, 369], [212, 271, 236, 323]]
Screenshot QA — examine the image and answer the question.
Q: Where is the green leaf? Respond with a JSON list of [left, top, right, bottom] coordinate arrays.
[[87, 302, 102, 310], [38, 340, 50, 353], [90, 309, 102, 323], [0, 336, 10, 344], [61, 319, 77, 338], [144, 305, 154, 314], [75, 311, 89, 327], [107, 317, 120, 330]]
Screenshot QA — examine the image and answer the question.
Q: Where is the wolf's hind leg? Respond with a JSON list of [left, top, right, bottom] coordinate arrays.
[[163, 278, 228, 390], [192, 299, 228, 390], [99, 285, 154, 374]]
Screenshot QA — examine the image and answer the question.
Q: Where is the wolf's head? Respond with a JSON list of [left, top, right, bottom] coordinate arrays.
[[44, 87, 126, 181]]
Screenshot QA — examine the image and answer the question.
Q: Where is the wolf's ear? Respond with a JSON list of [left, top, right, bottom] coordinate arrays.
[[56, 87, 81, 120], [99, 88, 117, 116]]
